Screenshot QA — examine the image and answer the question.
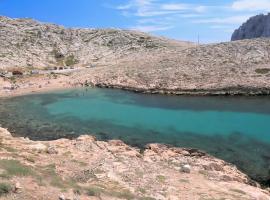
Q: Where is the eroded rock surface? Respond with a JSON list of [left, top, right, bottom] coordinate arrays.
[[0, 127, 269, 200]]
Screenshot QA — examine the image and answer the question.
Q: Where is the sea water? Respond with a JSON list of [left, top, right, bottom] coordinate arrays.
[[0, 88, 270, 183]]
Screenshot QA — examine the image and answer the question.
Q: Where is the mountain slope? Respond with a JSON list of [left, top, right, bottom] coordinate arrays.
[[1, 16, 270, 95], [0, 16, 193, 70]]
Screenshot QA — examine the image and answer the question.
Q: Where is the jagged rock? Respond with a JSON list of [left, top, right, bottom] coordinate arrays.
[[232, 13, 270, 41]]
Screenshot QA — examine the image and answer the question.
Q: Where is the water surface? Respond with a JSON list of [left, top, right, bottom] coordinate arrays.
[[0, 88, 270, 184]]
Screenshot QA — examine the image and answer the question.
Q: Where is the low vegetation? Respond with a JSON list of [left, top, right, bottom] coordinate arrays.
[[65, 55, 79, 66], [255, 68, 270, 74], [0, 159, 34, 178], [0, 182, 12, 197]]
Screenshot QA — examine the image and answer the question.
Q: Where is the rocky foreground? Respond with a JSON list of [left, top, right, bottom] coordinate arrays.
[[0, 127, 269, 200]]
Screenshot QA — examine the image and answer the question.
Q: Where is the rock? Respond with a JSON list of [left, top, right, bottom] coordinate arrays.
[[14, 182, 22, 193], [108, 140, 126, 146], [232, 13, 270, 41], [59, 194, 65, 200], [181, 164, 191, 173], [46, 146, 58, 154], [30, 143, 47, 153], [203, 163, 224, 171]]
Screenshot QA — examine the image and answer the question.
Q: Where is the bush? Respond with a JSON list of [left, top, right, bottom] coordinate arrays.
[[0, 159, 34, 178], [65, 55, 79, 66], [255, 68, 270, 74], [0, 183, 12, 196], [86, 187, 103, 196]]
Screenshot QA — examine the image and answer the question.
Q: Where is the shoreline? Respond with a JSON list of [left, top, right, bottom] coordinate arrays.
[[0, 126, 269, 199], [1, 75, 270, 98]]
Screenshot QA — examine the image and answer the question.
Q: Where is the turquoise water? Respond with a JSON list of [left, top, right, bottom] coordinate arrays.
[[0, 88, 270, 184]]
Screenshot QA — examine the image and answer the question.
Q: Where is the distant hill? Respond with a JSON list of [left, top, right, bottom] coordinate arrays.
[[231, 13, 270, 41], [0, 16, 192, 70]]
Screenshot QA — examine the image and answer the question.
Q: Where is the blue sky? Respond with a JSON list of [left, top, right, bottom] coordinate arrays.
[[0, 0, 269, 43]]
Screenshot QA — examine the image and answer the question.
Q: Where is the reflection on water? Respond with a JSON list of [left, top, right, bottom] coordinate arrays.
[[0, 88, 270, 184]]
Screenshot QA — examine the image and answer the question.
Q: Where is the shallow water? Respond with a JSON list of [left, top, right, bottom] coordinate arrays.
[[0, 88, 270, 184]]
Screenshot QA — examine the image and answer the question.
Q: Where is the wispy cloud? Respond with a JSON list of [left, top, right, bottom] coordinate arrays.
[[110, 0, 270, 42], [232, 0, 270, 11], [115, 0, 208, 32], [193, 15, 250, 25], [130, 25, 173, 32]]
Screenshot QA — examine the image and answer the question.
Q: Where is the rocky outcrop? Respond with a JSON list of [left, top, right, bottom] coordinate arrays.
[[232, 13, 270, 41], [0, 127, 269, 199]]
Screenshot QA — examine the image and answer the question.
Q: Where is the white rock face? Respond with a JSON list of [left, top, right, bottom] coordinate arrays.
[[232, 14, 270, 41]]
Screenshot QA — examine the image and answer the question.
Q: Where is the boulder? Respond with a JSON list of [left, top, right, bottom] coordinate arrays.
[[181, 164, 191, 173]]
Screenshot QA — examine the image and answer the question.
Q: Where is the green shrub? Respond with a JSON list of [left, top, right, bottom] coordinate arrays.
[[0, 159, 34, 178], [86, 186, 103, 196], [0, 183, 12, 196], [156, 175, 166, 183], [255, 68, 270, 74], [65, 55, 79, 66]]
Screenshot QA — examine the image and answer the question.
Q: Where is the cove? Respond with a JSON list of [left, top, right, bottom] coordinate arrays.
[[0, 88, 270, 184]]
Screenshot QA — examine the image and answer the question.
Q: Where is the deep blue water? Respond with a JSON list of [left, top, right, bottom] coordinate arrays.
[[0, 88, 270, 184]]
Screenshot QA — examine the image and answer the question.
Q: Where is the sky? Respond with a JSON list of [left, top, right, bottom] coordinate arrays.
[[0, 0, 270, 43]]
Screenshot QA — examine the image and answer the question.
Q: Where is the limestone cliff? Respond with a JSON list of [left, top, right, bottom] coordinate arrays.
[[232, 13, 270, 41]]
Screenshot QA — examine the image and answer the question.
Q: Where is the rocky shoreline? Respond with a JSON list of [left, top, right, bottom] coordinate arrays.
[[0, 127, 269, 199], [93, 83, 270, 96], [2, 74, 270, 98]]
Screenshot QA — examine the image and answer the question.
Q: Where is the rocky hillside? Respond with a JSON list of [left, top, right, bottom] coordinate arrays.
[[71, 37, 270, 95], [232, 13, 270, 41], [0, 127, 269, 200], [1, 16, 270, 95], [0, 16, 192, 70]]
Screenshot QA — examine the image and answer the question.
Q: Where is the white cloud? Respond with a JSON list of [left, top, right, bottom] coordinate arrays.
[[160, 3, 189, 11], [115, 0, 209, 32], [232, 0, 270, 11], [111, 0, 264, 42], [130, 25, 173, 32], [193, 15, 250, 25]]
